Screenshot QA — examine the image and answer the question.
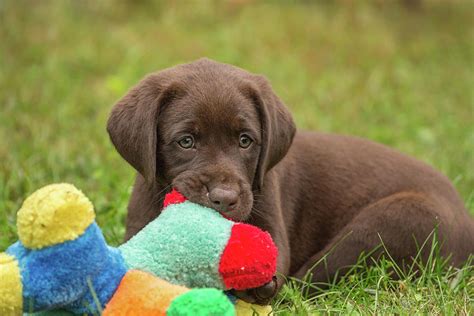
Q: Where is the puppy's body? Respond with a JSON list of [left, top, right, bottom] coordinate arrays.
[[108, 59, 474, 303], [255, 132, 474, 277]]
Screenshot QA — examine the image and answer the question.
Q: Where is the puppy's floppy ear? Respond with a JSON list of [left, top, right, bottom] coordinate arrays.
[[107, 73, 183, 184], [241, 75, 296, 190]]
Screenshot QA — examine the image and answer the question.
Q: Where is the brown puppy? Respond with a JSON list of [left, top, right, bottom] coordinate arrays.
[[107, 58, 474, 303]]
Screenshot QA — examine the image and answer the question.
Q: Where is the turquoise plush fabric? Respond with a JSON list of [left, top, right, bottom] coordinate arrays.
[[120, 201, 234, 289]]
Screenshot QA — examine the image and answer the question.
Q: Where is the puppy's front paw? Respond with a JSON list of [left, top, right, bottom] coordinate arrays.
[[231, 276, 278, 305]]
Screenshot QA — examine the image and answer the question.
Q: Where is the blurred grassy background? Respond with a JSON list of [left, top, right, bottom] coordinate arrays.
[[1, 1, 473, 314], [1, 0, 473, 260]]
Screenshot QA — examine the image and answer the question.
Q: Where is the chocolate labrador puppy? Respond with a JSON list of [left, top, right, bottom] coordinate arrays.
[[107, 58, 474, 303]]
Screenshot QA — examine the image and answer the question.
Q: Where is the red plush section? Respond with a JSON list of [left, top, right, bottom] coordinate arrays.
[[218, 223, 278, 290], [163, 189, 187, 207]]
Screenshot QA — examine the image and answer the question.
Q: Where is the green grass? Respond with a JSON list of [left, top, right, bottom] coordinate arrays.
[[273, 231, 473, 315], [0, 0, 473, 314], [276, 255, 473, 315]]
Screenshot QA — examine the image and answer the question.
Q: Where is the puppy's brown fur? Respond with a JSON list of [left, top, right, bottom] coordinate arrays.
[[107, 58, 474, 303]]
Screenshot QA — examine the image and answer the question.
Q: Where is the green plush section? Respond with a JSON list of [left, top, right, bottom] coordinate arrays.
[[167, 288, 235, 316], [120, 201, 233, 289]]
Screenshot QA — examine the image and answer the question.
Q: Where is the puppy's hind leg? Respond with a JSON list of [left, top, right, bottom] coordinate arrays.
[[292, 192, 450, 290]]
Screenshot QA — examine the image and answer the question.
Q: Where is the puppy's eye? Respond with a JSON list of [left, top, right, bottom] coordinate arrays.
[[239, 134, 253, 149], [177, 136, 194, 149]]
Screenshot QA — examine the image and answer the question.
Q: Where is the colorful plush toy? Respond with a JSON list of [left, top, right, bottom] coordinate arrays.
[[122, 188, 277, 291], [0, 184, 277, 316]]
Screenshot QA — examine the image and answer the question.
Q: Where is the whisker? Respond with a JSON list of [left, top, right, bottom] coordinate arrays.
[[250, 205, 266, 220], [155, 184, 172, 204], [156, 184, 172, 196]]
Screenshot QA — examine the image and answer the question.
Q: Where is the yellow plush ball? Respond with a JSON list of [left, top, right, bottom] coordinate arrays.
[[17, 183, 95, 249], [0, 253, 22, 316], [235, 299, 273, 316]]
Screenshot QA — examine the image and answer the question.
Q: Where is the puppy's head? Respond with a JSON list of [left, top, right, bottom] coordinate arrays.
[[107, 58, 295, 221]]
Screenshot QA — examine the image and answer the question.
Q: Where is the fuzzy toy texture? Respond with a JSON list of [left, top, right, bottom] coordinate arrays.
[[103, 270, 233, 316], [219, 223, 277, 290], [120, 200, 234, 289], [123, 189, 278, 291], [235, 300, 273, 316], [0, 184, 276, 315], [17, 184, 95, 249], [6, 223, 127, 314], [0, 253, 22, 315]]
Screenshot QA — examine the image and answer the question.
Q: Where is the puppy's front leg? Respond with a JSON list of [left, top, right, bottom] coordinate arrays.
[[125, 175, 169, 241]]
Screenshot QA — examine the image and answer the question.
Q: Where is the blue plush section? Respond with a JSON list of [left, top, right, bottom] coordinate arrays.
[[66, 246, 127, 314], [7, 223, 127, 315]]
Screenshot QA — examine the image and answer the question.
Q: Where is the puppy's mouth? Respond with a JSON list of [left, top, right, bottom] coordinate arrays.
[[171, 171, 253, 222]]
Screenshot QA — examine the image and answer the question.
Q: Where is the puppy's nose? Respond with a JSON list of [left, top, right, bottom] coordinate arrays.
[[209, 188, 238, 212]]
